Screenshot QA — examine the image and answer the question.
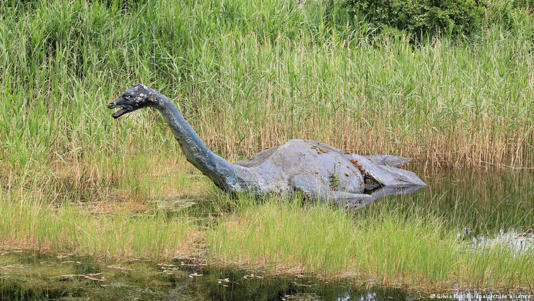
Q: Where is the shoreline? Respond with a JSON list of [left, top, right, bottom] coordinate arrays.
[[1, 195, 532, 292]]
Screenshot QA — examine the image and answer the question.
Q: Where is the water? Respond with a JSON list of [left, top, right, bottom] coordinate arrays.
[[355, 167, 534, 235], [1, 250, 533, 300], [1, 168, 533, 300]]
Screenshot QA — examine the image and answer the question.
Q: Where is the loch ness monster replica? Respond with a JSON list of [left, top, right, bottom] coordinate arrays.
[[109, 84, 426, 209]]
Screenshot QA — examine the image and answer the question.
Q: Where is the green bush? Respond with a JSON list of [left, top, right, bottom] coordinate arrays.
[[343, 0, 486, 38]]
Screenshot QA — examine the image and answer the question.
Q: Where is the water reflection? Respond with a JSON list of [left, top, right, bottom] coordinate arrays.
[[1, 250, 531, 301], [172, 267, 413, 301], [355, 168, 534, 235]]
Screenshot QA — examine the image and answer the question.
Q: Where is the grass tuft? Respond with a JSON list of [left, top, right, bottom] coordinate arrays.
[[209, 201, 533, 289], [0, 199, 200, 260]]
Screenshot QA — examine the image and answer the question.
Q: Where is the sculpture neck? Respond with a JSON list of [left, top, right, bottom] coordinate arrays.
[[154, 95, 240, 191]]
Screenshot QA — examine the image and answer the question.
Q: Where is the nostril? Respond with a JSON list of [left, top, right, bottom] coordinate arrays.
[[108, 103, 116, 109]]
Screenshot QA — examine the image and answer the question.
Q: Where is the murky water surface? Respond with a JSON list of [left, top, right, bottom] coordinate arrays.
[[357, 167, 534, 235], [1, 250, 532, 300], [1, 168, 533, 300]]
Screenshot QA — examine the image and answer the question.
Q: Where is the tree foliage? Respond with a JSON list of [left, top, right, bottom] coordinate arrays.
[[343, 0, 487, 38]]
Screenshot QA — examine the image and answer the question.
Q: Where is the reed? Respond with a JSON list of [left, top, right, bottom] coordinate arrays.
[[0, 197, 200, 260], [1, 1, 533, 204], [209, 201, 534, 290]]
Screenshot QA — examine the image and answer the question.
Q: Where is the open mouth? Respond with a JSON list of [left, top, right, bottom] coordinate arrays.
[[108, 102, 133, 119]]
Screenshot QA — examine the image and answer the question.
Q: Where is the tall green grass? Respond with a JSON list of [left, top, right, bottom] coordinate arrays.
[[209, 201, 534, 289], [0, 198, 200, 259], [0, 0, 533, 204]]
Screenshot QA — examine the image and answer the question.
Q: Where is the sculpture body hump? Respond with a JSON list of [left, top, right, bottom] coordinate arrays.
[[235, 139, 365, 196]]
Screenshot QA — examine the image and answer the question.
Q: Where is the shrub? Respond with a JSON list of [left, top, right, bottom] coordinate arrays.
[[342, 0, 486, 38]]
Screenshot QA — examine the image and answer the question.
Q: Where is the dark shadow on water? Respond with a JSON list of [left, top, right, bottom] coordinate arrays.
[[171, 266, 415, 301]]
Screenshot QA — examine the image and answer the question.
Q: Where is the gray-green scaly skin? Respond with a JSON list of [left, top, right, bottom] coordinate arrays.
[[109, 84, 426, 209]]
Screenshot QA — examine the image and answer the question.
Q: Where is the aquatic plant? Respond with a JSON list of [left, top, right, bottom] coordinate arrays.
[[0, 199, 199, 259], [209, 201, 534, 289]]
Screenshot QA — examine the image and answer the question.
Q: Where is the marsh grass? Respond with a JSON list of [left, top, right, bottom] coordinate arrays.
[[209, 201, 534, 290], [0, 1, 533, 205], [0, 198, 200, 259], [0, 171, 532, 290], [353, 168, 534, 235]]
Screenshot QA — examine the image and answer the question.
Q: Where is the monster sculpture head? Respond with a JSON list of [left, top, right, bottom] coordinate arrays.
[[108, 84, 161, 118]]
